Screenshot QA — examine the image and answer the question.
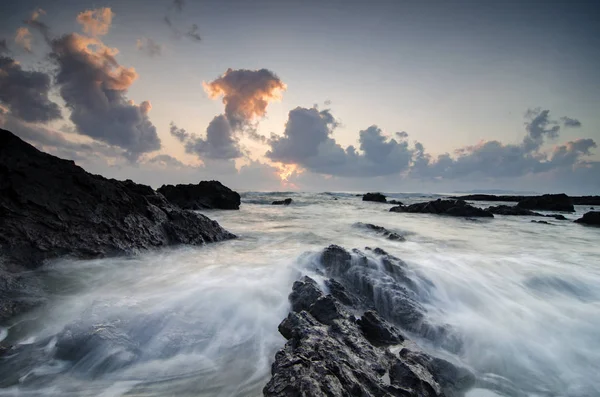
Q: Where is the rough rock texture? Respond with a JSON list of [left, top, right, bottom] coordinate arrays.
[[486, 205, 541, 216], [0, 129, 235, 322], [272, 198, 293, 205], [516, 194, 574, 212], [363, 193, 387, 203], [354, 222, 406, 241], [390, 199, 493, 218], [264, 248, 475, 397], [574, 211, 600, 226], [157, 181, 240, 210]]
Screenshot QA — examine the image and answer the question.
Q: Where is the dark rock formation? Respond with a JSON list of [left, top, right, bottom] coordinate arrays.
[[157, 181, 240, 210], [388, 200, 403, 205], [390, 199, 493, 218], [264, 246, 475, 396], [363, 192, 387, 203], [272, 198, 292, 205], [0, 129, 235, 322], [531, 220, 552, 225], [516, 194, 574, 212], [487, 205, 541, 216], [574, 211, 600, 227], [354, 222, 406, 241], [457, 194, 600, 206], [547, 214, 567, 220]]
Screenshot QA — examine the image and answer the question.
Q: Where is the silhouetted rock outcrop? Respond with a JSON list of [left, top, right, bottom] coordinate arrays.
[[363, 192, 387, 203], [0, 129, 235, 322], [272, 198, 292, 205], [157, 181, 240, 210], [487, 205, 541, 216], [574, 211, 600, 227], [264, 246, 475, 396], [516, 194, 574, 212], [457, 194, 600, 206], [390, 199, 493, 218]]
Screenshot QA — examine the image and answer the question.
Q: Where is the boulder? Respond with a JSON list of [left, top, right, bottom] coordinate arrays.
[[157, 181, 240, 210], [390, 199, 493, 218], [487, 205, 540, 216], [0, 129, 235, 321], [363, 192, 387, 203], [272, 198, 292, 205], [516, 194, 574, 212], [574, 211, 600, 227]]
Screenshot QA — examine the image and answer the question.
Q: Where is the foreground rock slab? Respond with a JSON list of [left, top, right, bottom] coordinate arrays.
[[264, 246, 475, 397], [574, 211, 600, 227], [157, 181, 240, 210], [391, 199, 493, 218], [0, 129, 235, 321]]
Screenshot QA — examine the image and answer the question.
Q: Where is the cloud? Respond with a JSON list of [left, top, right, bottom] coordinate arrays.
[[184, 115, 243, 160], [76, 8, 114, 37], [169, 122, 189, 142], [136, 37, 162, 57], [522, 108, 560, 151], [0, 55, 61, 122], [170, 0, 185, 12], [49, 32, 161, 159], [24, 8, 50, 42], [0, 39, 8, 54], [148, 154, 185, 168], [186, 24, 201, 41], [203, 68, 286, 129], [15, 27, 33, 52], [267, 107, 414, 177], [560, 116, 582, 128]]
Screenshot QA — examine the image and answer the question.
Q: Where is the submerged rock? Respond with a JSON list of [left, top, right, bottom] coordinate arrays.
[[487, 205, 540, 216], [0, 129, 235, 321], [516, 194, 574, 212], [272, 198, 293, 205], [391, 199, 493, 218], [354, 222, 406, 241], [264, 246, 475, 396], [574, 211, 600, 226], [363, 192, 387, 203], [157, 181, 240, 210]]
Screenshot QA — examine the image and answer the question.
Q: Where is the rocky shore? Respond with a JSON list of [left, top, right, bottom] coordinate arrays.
[[0, 129, 235, 322]]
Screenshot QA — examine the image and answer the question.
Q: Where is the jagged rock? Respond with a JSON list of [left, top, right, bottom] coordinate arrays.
[[264, 265, 475, 396], [574, 211, 600, 226], [517, 194, 574, 212], [272, 198, 293, 205], [0, 129, 235, 321], [363, 192, 387, 203], [391, 199, 493, 218], [157, 181, 240, 210], [354, 223, 406, 241], [487, 205, 540, 216]]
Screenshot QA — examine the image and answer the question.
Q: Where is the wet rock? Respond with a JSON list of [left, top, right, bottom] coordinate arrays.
[[574, 211, 600, 227], [363, 192, 387, 203], [354, 222, 406, 241], [487, 205, 541, 216], [547, 214, 567, 220], [0, 129, 235, 321], [517, 194, 574, 212], [391, 199, 493, 218], [272, 198, 292, 205], [157, 181, 240, 210], [289, 276, 323, 313], [531, 220, 552, 225], [264, 269, 475, 397]]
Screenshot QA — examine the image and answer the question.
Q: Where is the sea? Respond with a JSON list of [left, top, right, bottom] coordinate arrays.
[[0, 192, 598, 397]]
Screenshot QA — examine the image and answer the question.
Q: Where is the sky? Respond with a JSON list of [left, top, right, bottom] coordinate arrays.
[[1, 0, 599, 194]]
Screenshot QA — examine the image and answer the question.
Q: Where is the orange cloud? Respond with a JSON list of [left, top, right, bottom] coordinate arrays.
[[15, 27, 32, 52], [77, 7, 114, 37], [203, 68, 286, 128]]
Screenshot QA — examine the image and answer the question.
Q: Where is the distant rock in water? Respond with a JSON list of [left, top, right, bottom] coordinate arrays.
[[531, 220, 552, 225], [516, 194, 574, 212], [272, 198, 292, 205], [547, 214, 567, 220], [157, 181, 240, 210], [574, 211, 600, 227], [0, 129, 235, 322], [354, 222, 406, 241], [388, 199, 403, 205], [457, 193, 600, 206], [363, 192, 387, 203], [487, 205, 541, 216], [264, 246, 475, 396], [391, 199, 493, 218]]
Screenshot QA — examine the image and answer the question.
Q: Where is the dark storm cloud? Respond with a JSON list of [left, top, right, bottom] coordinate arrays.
[[136, 37, 162, 57], [184, 115, 243, 160], [203, 68, 286, 130], [267, 107, 414, 177], [0, 39, 8, 53], [49, 32, 161, 159], [0, 55, 61, 122], [169, 122, 190, 142], [560, 116, 582, 128]]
